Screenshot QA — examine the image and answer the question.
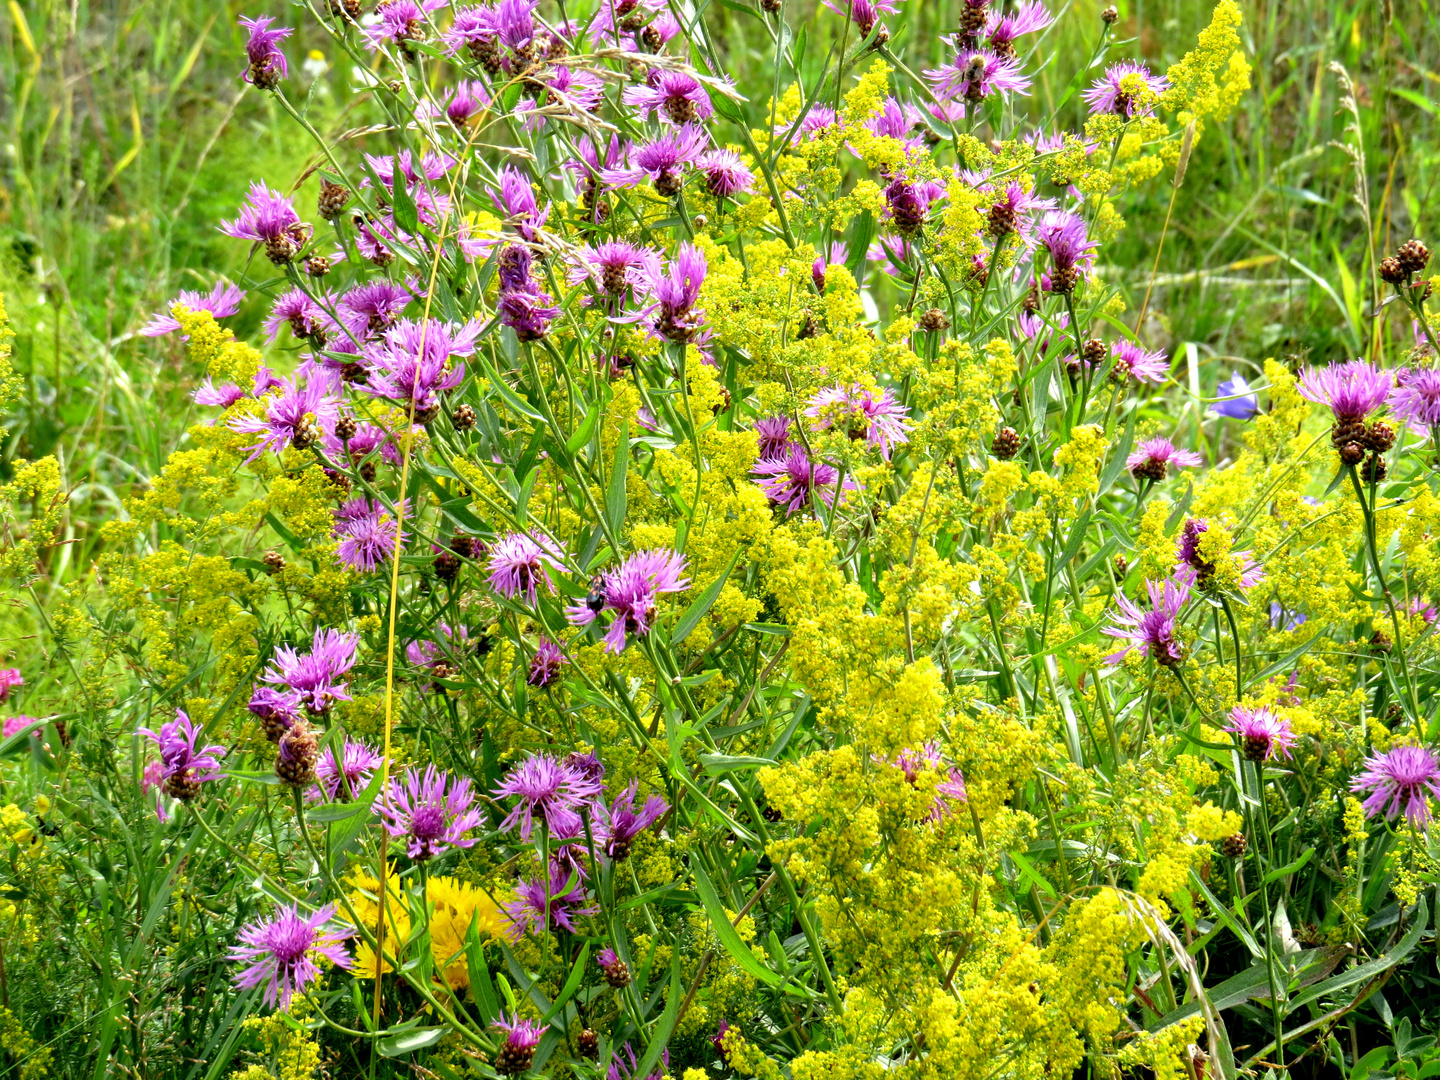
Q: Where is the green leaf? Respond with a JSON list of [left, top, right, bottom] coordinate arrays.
[[541, 943, 590, 1023], [1099, 408, 1138, 493], [630, 953, 682, 1080], [671, 553, 738, 645], [305, 801, 364, 823], [698, 753, 775, 773], [1283, 897, 1428, 1016], [690, 863, 781, 986], [565, 401, 602, 456], [1262, 848, 1313, 885], [515, 466, 540, 526], [378, 1026, 446, 1057], [1164, 482, 1194, 534], [465, 920, 500, 1025], [1189, 870, 1262, 960], [606, 420, 629, 538], [484, 361, 546, 421], [390, 154, 419, 234], [1058, 509, 1092, 568]]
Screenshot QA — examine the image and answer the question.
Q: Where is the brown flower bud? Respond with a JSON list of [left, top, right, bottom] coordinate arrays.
[[452, 403, 476, 430], [263, 550, 286, 575], [991, 426, 1022, 460], [1397, 238, 1431, 275], [919, 308, 951, 333], [1219, 833, 1247, 858]]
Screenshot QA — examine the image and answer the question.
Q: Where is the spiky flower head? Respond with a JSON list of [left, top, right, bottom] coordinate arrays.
[[1102, 576, 1190, 666], [1351, 745, 1440, 826], [229, 904, 352, 1009], [1224, 706, 1297, 763], [378, 765, 483, 861]]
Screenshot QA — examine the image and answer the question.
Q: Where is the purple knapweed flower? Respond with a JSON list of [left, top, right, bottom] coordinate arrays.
[[623, 71, 714, 125], [247, 685, 302, 738], [1033, 210, 1096, 292], [1388, 368, 1440, 434], [695, 149, 755, 199], [230, 904, 352, 1009], [361, 0, 447, 50], [755, 416, 794, 459], [240, 16, 291, 90], [926, 47, 1031, 105], [821, 0, 900, 36], [881, 174, 945, 236], [338, 281, 413, 340], [1214, 372, 1260, 419], [1351, 745, 1440, 826], [601, 124, 709, 196], [1083, 61, 1169, 120], [1225, 706, 1297, 763], [1126, 437, 1201, 480], [378, 765, 483, 860], [2, 716, 38, 740], [608, 1044, 669, 1080], [263, 287, 334, 344], [310, 739, 384, 803], [985, 0, 1054, 56], [486, 532, 567, 606], [142, 281, 245, 337], [1298, 360, 1392, 421], [1102, 576, 1190, 665], [138, 709, 228, 799], [262, 628, 359, 714], [887, 742, 967, 821], [493, 165, 549, 243], [507, 866, 597, 935], [220, 182, 311, 264], [0, 669, 21, 703], [527, 638, 568, 688], [228, 375, 337, 461], [1177, 518, 1265, 591], [1410, 596, 1439, 625], [1111, 340, 1170, 384], [360, 318, 478, 421], [496, 244, 560, 342], [597, 781, 668, 859], [646, 243, 708, 342], [491, 1014, 545, 1072], [569, 240, 657, 303], [332, 497, 409, 573], [805, 383, 912, 460], [566, 549, 691, 654], [752, 446, 858, 517], [494, 753, 604, 841]]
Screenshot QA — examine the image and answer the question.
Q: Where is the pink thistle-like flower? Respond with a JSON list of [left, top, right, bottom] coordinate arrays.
[[527, 638, 568, 688], [568, 240, 657, 301], [565, 549, 691, 654], [193, 378, 248, 410], [1126, 436, 1202, 480], [1102, 576, 1190, 665], [1176, 518, 1265, 591], [332, 497, 409, 573], [1410, 596, 1439, 625], [263, 287, 335, 344], [1351, 745, 1440, 826], [142, 281, 245, 337], [1111, 340, 1170, 384], [494, 753, 604, 841], [752, 446, 858, 517], [1082, 61, 1169, 119], [309, 739, 384, 803], [229, 904, 352, 1009], [486, 532, 567, 605], [596, 781, 668, 859], [755, 416, 794, 459], [600, 124, 709, 195], [805, 383, 913, 460], [1225, 706, 1297, 763], [239, 16, 291, 89], [361, 0, 448, 49], [623, 71, 714, 125], [137, 709, 228, 795], [262, 628, 360, 714], [220, 182, 310, 264], [337, 281, 413, 340], [493, 165, 549, 243], [378, 765, 483, 861], [1387, 368, 1440, 434], [985, 0, 1054, 54], [821, 0, 900, 35], [1297, 360, 1392, 421], [695, 149, 755, 199], [360, 318, 478, 420], [491, 1014, 545, 1072], [643, 243, 708, 343], [247, 685, 302, 737], [228, 375, 339, 462], [886, 742, 967, 821], [1033, 210, 1097, 284], [925, 48, 1032, 104], [506, 866, 597, 935], [0, 669, 21, 703]]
